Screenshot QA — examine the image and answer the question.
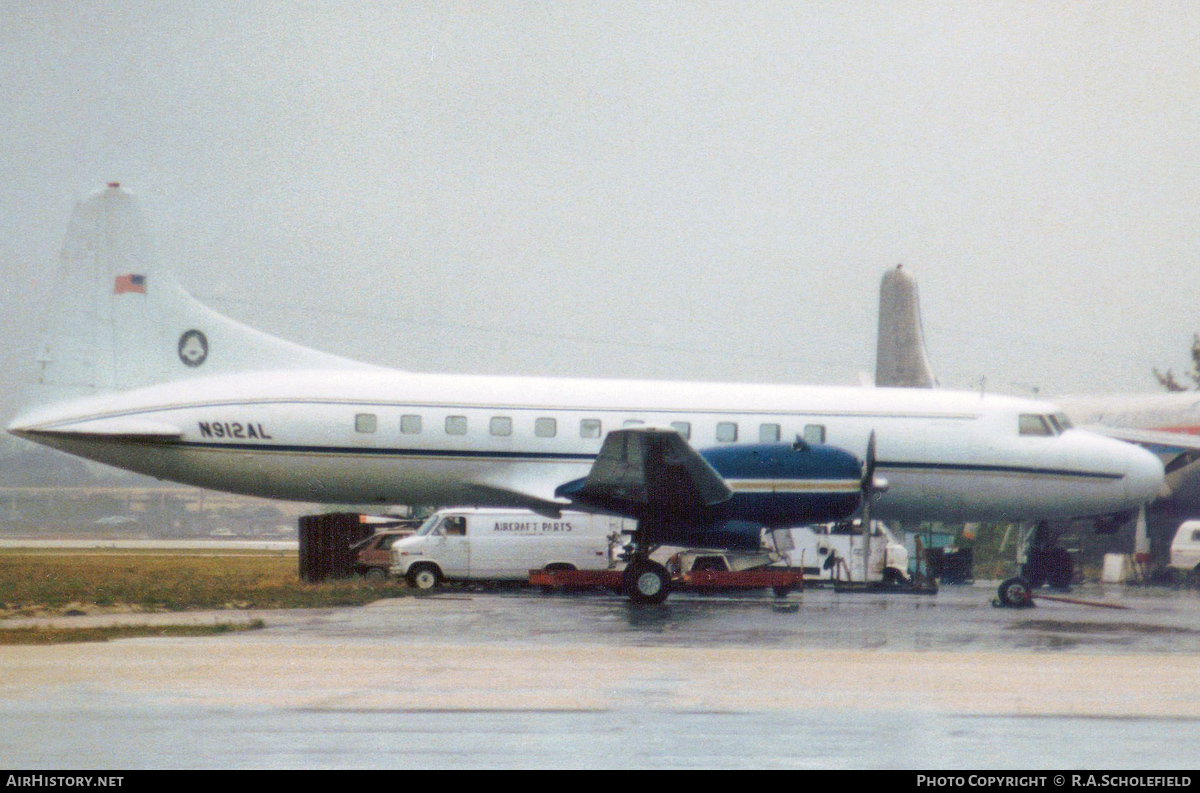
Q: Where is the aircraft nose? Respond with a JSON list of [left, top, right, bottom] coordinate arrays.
[[1124, 442, 1165, 506]]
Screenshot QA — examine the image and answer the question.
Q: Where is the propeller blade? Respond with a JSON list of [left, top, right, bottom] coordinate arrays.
[[862, 430, 877, 495]]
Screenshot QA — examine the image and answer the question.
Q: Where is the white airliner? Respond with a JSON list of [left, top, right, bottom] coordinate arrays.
[[6, 185, 1164, 602]]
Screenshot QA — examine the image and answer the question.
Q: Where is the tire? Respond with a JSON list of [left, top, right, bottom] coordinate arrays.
[[540, 563, 576, 595], [1021, 549, 1048, 588], [881, 567, 908, 586], [998, 576, 1033, 608], [623, 561, 671, 605], [773, 585, 792, 598], [406, 564, 441, 591], [364, 567, 388, 584], [1047, 548, 1073, 590]]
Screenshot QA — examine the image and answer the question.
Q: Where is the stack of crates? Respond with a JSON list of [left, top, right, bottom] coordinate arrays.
[[298, 513, 375, 582]]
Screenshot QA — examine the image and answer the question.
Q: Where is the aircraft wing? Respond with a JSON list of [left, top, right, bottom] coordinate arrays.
[[554, 427, 733, 515], [1083, 424, 1200, 498], [1083, 424, 1200, 454]]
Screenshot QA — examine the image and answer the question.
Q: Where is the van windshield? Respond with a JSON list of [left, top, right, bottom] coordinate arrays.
[[416, 514, 442, 536]]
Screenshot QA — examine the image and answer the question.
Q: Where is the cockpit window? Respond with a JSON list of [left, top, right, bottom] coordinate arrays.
[[1047, 414, 1063, 434], [1054, 412, 1073, 430], [1019, 414, 1054, 437]]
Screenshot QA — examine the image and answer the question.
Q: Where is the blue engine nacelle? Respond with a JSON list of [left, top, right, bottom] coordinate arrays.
[[558, 430, 866, 553], [698, 442, 863, 530]]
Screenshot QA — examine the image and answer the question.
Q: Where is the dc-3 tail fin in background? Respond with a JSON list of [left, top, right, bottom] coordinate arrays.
[[874, 264, 937, 389], [23, 184, 373, 409]]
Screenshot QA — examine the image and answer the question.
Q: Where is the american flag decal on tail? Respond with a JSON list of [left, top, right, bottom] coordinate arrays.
[[113, 274, 146, 294]]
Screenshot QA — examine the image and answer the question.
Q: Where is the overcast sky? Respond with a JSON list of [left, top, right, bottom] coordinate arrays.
[[3, 1, 1200, 425]]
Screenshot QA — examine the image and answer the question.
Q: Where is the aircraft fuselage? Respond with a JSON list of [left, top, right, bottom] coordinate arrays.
[[9, 368, 1164, 522]]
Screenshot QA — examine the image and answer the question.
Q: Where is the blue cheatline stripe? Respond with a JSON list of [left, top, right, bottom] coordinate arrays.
[[170, 439, 597, 461], [126, 438, 1124, 480], [879, 460, 1123, 480]]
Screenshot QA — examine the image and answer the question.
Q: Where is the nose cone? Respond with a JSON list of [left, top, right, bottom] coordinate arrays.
[[1125, 442, 1166, 506]]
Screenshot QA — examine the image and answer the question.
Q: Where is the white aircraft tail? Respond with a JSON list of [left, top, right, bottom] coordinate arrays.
[[874, 264, 937, 388], [24, 184, 371, 407]]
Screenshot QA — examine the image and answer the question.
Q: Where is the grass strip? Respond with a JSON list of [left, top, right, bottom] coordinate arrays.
[[0, 550, 410, 615], [0, 620, 266, 645]]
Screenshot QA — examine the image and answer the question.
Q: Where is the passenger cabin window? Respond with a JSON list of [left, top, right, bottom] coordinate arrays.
[[445, 416, 468, 436], [490, 416, 513, 437], [1193, 530, 1200, 543], [670, 421, 691, 440], [535, 417, 557, 438], [355, 413, 377, 433], [400, 415, 422, 434], [759, 423, 781, 443], [803, 424, 826, 444], [716, 422, 738, 443], [1019, 414, 1053, 437], [580, 419, 602, 439]]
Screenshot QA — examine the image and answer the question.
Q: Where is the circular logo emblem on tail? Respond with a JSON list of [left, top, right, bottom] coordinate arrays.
[[178, 330, 209, 368]]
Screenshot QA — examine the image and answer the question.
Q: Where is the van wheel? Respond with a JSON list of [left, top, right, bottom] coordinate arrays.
[[541, 563, 576, 594], [406, 564, 441, 591], [364, 568, 388, 584]]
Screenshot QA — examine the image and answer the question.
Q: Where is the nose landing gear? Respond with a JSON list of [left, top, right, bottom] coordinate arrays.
[[994, 576, 1034, 608]]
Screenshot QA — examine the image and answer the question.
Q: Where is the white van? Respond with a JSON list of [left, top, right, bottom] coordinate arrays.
[[780, 520, 910, 584], [1169, 519, 1200, 578], [390, 508, 631, 589]]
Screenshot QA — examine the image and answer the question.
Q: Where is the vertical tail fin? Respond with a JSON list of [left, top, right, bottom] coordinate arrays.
[[874, 264, 937, 388], [24, 184, 372, 408]]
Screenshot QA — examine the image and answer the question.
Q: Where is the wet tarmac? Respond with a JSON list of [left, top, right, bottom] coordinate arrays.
[[4, 582, 1200, 768]]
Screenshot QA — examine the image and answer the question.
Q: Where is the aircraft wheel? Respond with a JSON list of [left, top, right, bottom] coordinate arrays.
[[997, 576, 1034, 608], [1047, 548, 1073, 590], [406, 564, 441, 591], [624, 561, 671, 604]]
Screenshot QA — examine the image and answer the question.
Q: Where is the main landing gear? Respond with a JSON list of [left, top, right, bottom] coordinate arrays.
[[621, 533, 672, 604], [623, 558, 672, 604]]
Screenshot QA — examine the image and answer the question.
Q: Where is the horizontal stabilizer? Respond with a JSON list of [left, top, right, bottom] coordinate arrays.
[[11, 416, 182, 441]]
